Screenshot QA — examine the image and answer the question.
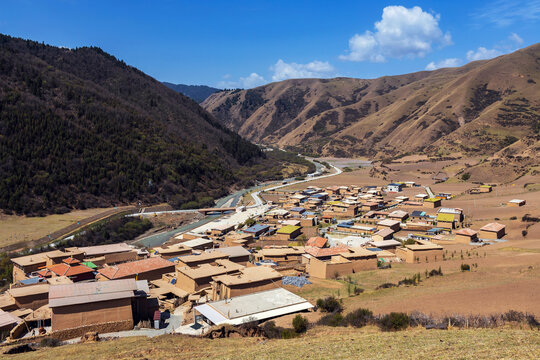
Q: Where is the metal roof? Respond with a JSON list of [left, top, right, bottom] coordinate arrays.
[[78, 243, 132, 256], [244, 224, 270, 233], [48, 279, 140, 308], [194, 288, 313, 325]]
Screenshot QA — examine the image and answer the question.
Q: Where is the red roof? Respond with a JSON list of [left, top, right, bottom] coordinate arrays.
[[306, 237, 327, 248], [63, 257, 81, 265], [98, 257, 174, 279], [45, 263, 94, 277], [305, 245, 349, 258], [455, 228, 478, 237]]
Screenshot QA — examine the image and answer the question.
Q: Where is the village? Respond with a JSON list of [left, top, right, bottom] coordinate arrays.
[[2, 157, 535, 347]]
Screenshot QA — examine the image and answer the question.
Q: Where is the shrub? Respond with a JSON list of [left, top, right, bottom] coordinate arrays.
[[376, 282, 397, 290], [345, 308, 373, 328], [292, 315, 308, 333], [318, 313, 346, 327], [40, 337, 60, 347], [461, 173, 471, 181], [281, 329, 297, 339], [510, 216, 517, 220], [262, 321, 283, 339], [461, 264, 471, 271], [379, 312, 409, 331], [316, 296, 342, 313]]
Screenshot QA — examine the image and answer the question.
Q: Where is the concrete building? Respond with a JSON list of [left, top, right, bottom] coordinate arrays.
[[98, 257, 175, 281], [508, 199, 526, 207], [479, 223, 506, 239], [211, 266, 283, 300]]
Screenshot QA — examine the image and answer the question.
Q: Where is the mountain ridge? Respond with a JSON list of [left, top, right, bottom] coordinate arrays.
[[162, 82, 220, 103], [202, 44, 540, 162]]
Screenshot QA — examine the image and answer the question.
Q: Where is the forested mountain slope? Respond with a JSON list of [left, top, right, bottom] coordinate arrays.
[[203, 44, 540, 161], [0, 34, 293, 215], [162, 82, 219, 103]]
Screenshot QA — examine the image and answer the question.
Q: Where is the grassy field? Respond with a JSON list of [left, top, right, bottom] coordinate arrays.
[[0, 208, 119, 248], [8, 327, 540, 359]]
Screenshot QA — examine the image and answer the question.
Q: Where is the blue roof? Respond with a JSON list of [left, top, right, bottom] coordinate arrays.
[[337, 223, 352, 228], [411, 210, 426, 217], [388, 183, 402, 186], [427, 227, 444, 233], [311, 193, 326, 198], [244, 224, 270, 233], [290, 207, 305, 212], [19, 277, 45, 285], [303, 211, 316, 216]]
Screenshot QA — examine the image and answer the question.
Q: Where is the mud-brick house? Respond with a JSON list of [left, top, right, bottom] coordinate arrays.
[[479, 223, 506, 239], [211, 266, 283, 300], [454, 228, 479, 244]]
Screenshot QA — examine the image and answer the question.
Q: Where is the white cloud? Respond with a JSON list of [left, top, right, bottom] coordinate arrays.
[[271, 59, 335, 81], [340, 5, 452, 62], [425, 58, 461, 70], [217, 72, 266, 89], [466, 47, 503, 61], [509, 32, 524, 44]]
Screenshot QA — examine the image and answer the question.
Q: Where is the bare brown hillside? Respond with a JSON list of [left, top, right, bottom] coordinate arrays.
[[203, 44, 540, 162]]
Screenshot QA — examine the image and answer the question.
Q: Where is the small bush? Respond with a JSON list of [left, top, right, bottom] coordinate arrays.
[[40, 337, 60, 347], [292, 315, 309, 333], [316, 296, 342, 313], [262, 321, 284, 339], [376, 282, 397, 290], [318, 313, 346, 327], [345, 308, 373, 328], [379, 312, 409, 331], [281, 328, 297, 339], [510, 216, 517, 220], [461, 173, 471, 181], [461, 264, 470, 271]]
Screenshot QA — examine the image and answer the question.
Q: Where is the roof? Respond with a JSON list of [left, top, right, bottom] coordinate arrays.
[[98, 257, 174, 279], [244, 224, 270, 233], [436, 213, 455, 222], [153, 243, 192, 254], [81, 261, 98, 269], [369, 240, 401, 248], [259, 247, 305, 257], [405, 243, 443, 251], [424, 198, 441, 203], [411, 210, 427, 217], [41, 263, 94, 277], [194, 288, 313, 325], [206, 246, 250, 258], [10, 251, 56, 267], [306, 237, 327, 248], [374, 228, 395, 237], [455, 228, 478, 237], [289, 207, 305, 212], [509, 199, 525, 203], [438, 207, 462, 214], [305, 245, 349, 258], [0, 311, 22, 328], [377, 219, 401, 227], [212, 266, 282, 286], [177, 262, 243, 279], [389, 210, 408, 218], [8, 284, 50, 298], [181, 238, 213, 248], [48, 279, 140, 308], [277, 225, 301, 234], [480, 222, 506, 232], [79, 243, 132, 257], [176, 251, 228, 264], [340, 247, 377, 259]]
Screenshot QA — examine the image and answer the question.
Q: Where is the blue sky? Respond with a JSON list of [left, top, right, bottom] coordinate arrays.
[[1, 0, 539, 88]]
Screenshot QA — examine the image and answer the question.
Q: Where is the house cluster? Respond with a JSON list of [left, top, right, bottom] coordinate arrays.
[[1, 180, 517, 342]]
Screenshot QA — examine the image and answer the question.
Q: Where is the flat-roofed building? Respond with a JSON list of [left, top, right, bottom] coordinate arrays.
[[48, 279, 147, 334], [255, 247, 305, 266], [243, 224, 270, 237], [508, 199, 526, 207], [371, 228, 395, 242], [223, 232, 254, 247], [97, 257, 175, 281], [175, 260, 244, 293], [377, 219, 401, 232], [479, 223, 506, 239], [194, 288, 313, 326], [77, 243, 133, 258], [206, 246, 251, 266], [181, 237, 214, 250], [424, 198, 442, 208], [211, 266, 283, 300], [152, 243, 192, 259], [368, 239, 401, 253], [275, 225, 302, 240], [176, 251, 229, 268], [395, 240, 443, 263], [8, 283, 50, 310], [306, 247, 377, 279]]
